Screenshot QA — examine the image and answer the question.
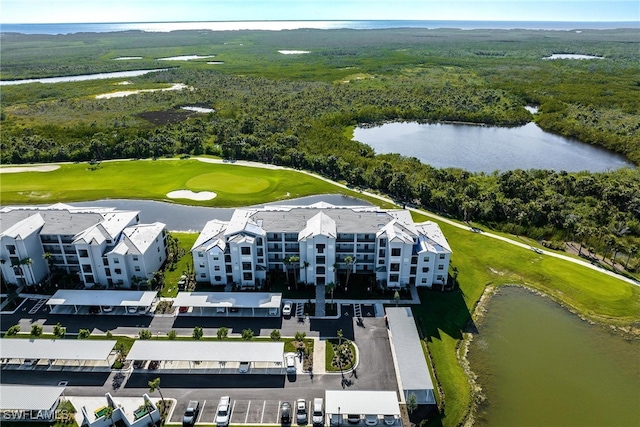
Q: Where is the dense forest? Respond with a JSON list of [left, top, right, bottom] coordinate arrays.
[[1, 28, 639, 270]]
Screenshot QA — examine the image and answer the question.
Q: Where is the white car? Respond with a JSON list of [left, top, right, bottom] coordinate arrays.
[[127, 306, 138, 313], [216, 396, 231, 427], [285, 353, 296, 373], [296, 399, 308, 425], [282, 301, 293, 316], [102, 305, 113, 312]]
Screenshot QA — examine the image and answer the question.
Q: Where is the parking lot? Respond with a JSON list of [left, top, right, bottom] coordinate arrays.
[[174, 398, 320, 425]]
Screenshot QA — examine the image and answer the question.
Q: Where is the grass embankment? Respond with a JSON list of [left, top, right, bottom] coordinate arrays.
[[163, 232, 198, 298], [410, 211, 640, 427], [0, 158, 366, 207]]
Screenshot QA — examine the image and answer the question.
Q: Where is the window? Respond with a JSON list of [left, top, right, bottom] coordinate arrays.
[[113, 258, 119, 264], [242, 262, 252, 271], [133, 255, 139, 261], [105, 268, 111, 276], [316, 244, 325, 254], [316, 256, 325, 264], [200, 273, 206, 278], [390, 274, 399, 282], [243, 272, 253, 281], [422, 267, 430, 273], [439, 254, 446, 259], [78, 249, 89, 258], [135, 266, 141, 272], [85, 275, 94, 283], [7, 245, 16, 255], [423, 256, 430, 262], [410, 266, 416, 275], [390, 263, 400, 272], [438, 265, 444, 270], [213, 255, 219, 261], [214, 265, 220, 271], [198, 252, 204, 258], [379, 239, 387, 246], [199, 263, 205, 269], [422, 278, 428, 283], [437, 275, 444, 281], [241, 247, 251, 255], [114, 268, 122, 275], [82, 264, 92, 273], [391, 248, 401, 257], [214, 275, 222, 281], [316, 266, 325, 274]]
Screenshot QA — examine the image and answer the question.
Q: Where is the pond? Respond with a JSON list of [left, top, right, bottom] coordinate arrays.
[[0, 69, 168, 86], [353, 122, 634, 173], [468, 286, 640, 427], [67, 194, 371, 230]]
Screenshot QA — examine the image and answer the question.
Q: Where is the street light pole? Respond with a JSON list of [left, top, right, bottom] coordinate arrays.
[[338, 406, 341, 427]]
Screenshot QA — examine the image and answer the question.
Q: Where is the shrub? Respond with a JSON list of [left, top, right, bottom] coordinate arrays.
[[167, 330, 177, 340], [53, 322, 66, 338], [77, 329, 91, 339], [242, 328, 254, 340], [193, 326, 203, 340], [216, 326, 229, 340], [6, 325, 20, 336], [31, 323, 43, 337], [139, 329, 152, 340], [270, 329, 281, 341]]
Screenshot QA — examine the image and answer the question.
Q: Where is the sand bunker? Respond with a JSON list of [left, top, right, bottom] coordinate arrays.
[[167, 190, 217, 201], [96, 83, 189, 99], [157, 55, 216, 61], [0, 165, 60, 174], [278, 50, 310, 54]]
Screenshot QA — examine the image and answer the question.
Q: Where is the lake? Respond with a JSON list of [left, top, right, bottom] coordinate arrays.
[[353, 122, 634, 173], [0, 69, 167, 86], [468, 286, 640, 427]]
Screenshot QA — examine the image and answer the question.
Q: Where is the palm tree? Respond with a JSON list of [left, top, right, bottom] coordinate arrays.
[[288, 255, 300, 289], [625, 245, 637, 270], [326, 282, 336, 304], [20, 257, 35, 286], [332, 262, 340, 286], [302, 261, 310, 285], [343, 256, 355, 291], [148, 377, 166, 419], [283, 257, 292, 288]]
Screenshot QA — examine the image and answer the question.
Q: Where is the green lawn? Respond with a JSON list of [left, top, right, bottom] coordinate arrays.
[[162, 232, 199, 298], [0, 158, 364, 207]]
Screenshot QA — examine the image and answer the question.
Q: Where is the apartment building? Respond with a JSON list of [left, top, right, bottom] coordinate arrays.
[[0, 204, 167, 288], [192, 203, 451, 289]]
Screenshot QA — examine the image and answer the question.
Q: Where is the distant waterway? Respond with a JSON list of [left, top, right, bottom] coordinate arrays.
[[67, 194, 371, 230], [468, 286, 640, 427], [353, 122, 634, 173], [0, 69, 167, 86], [2, 21, 637, 35]]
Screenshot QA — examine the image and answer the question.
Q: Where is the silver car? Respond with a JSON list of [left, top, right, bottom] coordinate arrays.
[[216, 396, 231, 427], [296, 399, 308, 425]]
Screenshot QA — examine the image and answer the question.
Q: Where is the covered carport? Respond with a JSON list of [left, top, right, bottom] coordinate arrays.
[[47, 289, 158, 314], [126, 340, 285, 374], [325, 390, 401, 426], [172, 292, 281, 317], [0, 385, 67, 422], [385, 307, 436, 404], [0, 339, 117, 371]]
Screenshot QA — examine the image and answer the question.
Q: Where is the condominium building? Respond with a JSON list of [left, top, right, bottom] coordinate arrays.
[[0, 204, 168, 288], [191, 202, 451, 289]]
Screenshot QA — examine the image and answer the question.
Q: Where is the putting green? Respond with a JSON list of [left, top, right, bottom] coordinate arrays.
[[186, 172, 271, 193]]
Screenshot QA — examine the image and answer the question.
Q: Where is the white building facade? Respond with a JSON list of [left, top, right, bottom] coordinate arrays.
[[192, 203, 451, 289], [0, 204, 168, 289]]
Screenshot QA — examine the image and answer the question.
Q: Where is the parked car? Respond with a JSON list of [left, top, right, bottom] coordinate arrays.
[[296, 399, 308, 425], [365, 415, 378, 426], [102, 305, 113, 312], [89, 306, 100, 314], [347, 414, 361, 424], [312, 398, 324, 427], [383, 415, 396, 426], [285, 353, 296, 373], [280, 402, 292, 425], [182, 400, 200, 426], [179, 306, 189, 313], [282, 301, 293, 316], [216, 396, 231, 427], [127, 306, 138, 313], [238, 361, 250, 373]]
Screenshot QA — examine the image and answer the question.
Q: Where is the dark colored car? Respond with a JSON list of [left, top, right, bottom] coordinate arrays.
[[281, 402, 292, 425], [183, 400, 200, 426]]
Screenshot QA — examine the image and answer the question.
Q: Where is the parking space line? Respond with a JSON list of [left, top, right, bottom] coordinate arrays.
[[245, 400, 251, 424], [260, 400, 266, 424], [197, 400, 206, 423], [229, 400, 235, 422], [277, 400, 281, 424]]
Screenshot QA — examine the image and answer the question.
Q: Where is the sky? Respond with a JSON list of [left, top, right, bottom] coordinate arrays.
[[1, 0, 638, 24]]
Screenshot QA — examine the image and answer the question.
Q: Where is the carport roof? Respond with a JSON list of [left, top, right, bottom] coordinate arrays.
[[126, 341, 285, 363], [325, 391, 400, 416], [0, 339, 116, 361], [47, 290, 157, 307], [173, 292, 281, 308], [0, 385, 66, 411], [385, 307, 434, 391]]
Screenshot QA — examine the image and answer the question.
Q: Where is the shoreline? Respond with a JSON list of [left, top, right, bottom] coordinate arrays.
[[459, 282, 640, 426]]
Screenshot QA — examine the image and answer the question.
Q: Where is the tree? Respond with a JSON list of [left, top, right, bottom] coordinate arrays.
[[270, 329, 281, 341], [343, 256, 356, 291], [31, 323, 43, 337], [337, 329, 344, 347], [289, 255, 300, 288], [406, 393, 418, 414], [217, 327, 229, 340], [625, 245, 637, 270], [53, 322, 66, 338], [6, 325, 20, 336], [78, 329, 91, 339], [283, 257, 292, 288], [192, 326, 203, 340], [242, 328, 254, 340], [167, 330, 177, 340], [148, 377, 166, 417], [139, 329, 152, 340], [302, 261, 310, 285], [294, 331, 307, 342], [20, 257, 35, 286], [102, 406, 114, 426], [326, 282, 336, 304]]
